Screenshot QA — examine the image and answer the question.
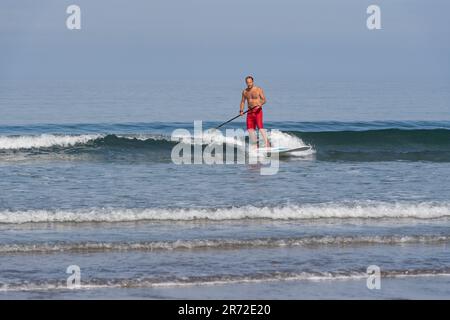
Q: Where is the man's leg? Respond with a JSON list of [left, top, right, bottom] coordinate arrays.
[[259, 128, 271, 148], [255, 108, 271, 148], [248, 129, 258, 150], [247, 110, 258, 150]]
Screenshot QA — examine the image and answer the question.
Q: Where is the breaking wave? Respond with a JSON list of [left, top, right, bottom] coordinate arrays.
[[1, 202, 450, 224], [1, 235, 449, 254], [1, 127, 450, 161], [2, 269, 450, 292]]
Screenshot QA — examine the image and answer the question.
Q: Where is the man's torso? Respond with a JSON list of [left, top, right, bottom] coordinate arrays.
[[243, 86, 262, 109]]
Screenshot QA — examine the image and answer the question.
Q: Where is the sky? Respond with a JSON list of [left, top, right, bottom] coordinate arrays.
[[1, 0, 449, 81]]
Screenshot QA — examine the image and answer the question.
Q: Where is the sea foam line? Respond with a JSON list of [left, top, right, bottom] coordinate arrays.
[[1, 270, 450, 292], [1, 235, 449, 254], [0, 130, 310, 151], [0, 133, 175, 150], [1, 202, 450, 224], [0, 134, 101, 150]]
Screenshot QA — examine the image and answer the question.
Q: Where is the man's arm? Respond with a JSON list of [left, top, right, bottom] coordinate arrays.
[[240, 90, 246, 115], [259, 88, 267, 106]]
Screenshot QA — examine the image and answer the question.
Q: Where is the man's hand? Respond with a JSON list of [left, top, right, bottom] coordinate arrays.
[[240, 110, 244, 116]]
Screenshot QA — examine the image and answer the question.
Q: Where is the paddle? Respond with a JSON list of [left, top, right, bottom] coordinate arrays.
[[213, 109, 249, 130]]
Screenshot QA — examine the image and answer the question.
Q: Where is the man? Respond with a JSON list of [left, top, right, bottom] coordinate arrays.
[[239, 76, 271, 148]]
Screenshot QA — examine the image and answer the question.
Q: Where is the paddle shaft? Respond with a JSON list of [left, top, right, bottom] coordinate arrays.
[[214, 109, 249, 130]]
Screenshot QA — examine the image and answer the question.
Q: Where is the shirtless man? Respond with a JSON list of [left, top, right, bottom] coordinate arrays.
[[240, 76, 271, 148]]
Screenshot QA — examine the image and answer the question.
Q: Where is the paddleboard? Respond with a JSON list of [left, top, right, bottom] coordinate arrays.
[[254, 146, 311, 155]]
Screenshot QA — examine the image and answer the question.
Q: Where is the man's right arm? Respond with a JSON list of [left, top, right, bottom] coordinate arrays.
[[240, 91, 246, 116]]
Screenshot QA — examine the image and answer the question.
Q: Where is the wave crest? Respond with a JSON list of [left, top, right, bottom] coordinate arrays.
[[1, 202, 449, 224], [1, 235, 449, 253], [0, 134, 101, 150], [2, 269, 450, 292]]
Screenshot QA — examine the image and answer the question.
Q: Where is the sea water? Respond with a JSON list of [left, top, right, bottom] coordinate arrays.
[[0, 80, 449, 299]]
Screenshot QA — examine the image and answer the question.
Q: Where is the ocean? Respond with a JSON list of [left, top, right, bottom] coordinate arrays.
[[0, 80, 449, 299]]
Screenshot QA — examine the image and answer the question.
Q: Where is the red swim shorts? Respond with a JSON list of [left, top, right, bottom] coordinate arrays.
[[246, 107, 264, 130]]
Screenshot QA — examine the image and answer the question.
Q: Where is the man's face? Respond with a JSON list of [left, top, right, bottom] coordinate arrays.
[[246, 78, 253, 89]]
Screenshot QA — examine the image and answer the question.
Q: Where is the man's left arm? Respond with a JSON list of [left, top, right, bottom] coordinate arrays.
[[259, 88, 266, 107]]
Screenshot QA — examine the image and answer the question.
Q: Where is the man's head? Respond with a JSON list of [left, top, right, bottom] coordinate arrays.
[[245, 76, 254, 89]]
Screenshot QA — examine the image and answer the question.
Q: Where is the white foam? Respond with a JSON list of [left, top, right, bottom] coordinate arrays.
[[0, 134, 101, 150], [1, 202, 449, 224], [0, 131, 309, 151], [115, 134, 170, 141], [171, 129, 246, 147], [172, 130, 313, 154], [202, 130, 246, 147], [2, 270, 450, 292], [268, 130, 315, 155], [1, 235, 448, 253]]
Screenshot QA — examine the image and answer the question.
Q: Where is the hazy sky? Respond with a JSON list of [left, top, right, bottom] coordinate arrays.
[[1, 0, 449, 81]]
